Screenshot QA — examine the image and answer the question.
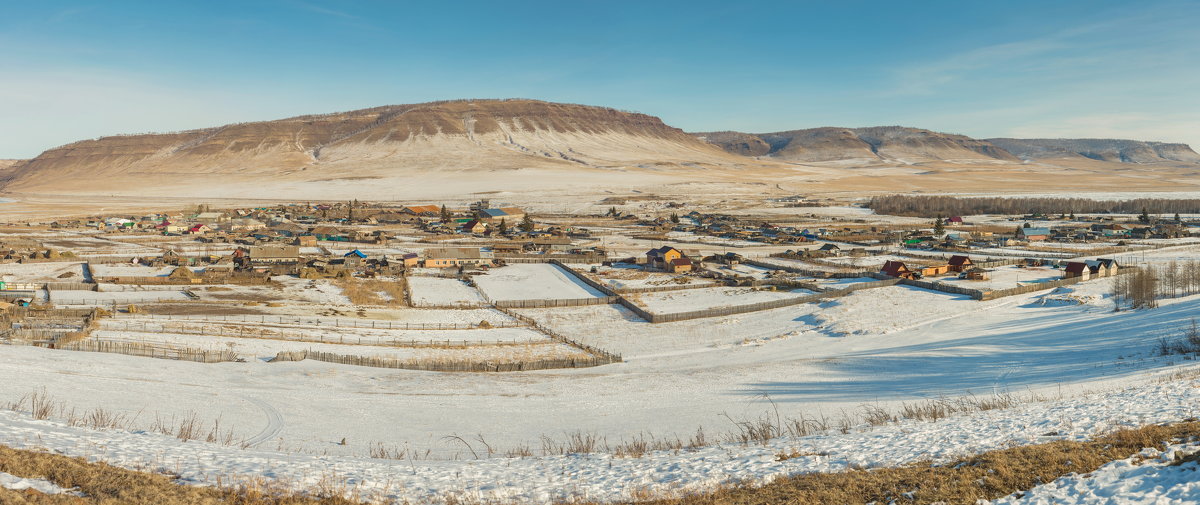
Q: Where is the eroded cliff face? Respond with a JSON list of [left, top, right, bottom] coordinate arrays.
[[2, 100, 747, 195]]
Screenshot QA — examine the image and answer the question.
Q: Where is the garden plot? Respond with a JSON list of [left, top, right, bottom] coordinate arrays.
[[587, 264, 713, 290], [40, 235, 153, 254], [633, 286, 816, 314], [473, 263, 605, 301], [124, 307, 521, 327], [969, 247, 1075, 258], [665, 231, 759, 247], [87, 330, 583, 363], [812, 276, 887, 290], [88, 264, 187, 278], [50, 289, 192, 305], [0, 262, 85, 283], [273, 276, 352, 305], [707, 263, 775, 279], [932, 265, 1064, 291], [824, 254, 940, 267], [754, 256, 862, 273], [521, 303, 823, 357], [97, 318, 547, 345], [407, 276, 487, 307]]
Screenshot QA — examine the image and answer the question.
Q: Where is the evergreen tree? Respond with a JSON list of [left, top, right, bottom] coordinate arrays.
[[933, 216, 945, 236], [497, 218, 508, 234], [519, 214, 535, 233], [670, 212, 680, 224], [440, 204, 451, 223], [1139, 207, 1150, 223], [1176, 213, 1183, 223]]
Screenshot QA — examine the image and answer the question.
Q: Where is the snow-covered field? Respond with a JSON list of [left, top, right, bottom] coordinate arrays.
[[407, 276, 487, 307], [588, 264, 714, 290], [50, 289, 192, 305], [633, 286, 814, 314], [473, 263, 605, 301], [1, 365, 1196, 503], [933, 265, 1064, 291], [0, 262, 85, 282], [88, 329, 576, 362]]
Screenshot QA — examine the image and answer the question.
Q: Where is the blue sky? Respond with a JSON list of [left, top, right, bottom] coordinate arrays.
[[1, 0, 1197, 158]]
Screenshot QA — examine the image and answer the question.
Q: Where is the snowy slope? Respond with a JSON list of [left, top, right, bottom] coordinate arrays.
[[1, 372, 1199, 503]]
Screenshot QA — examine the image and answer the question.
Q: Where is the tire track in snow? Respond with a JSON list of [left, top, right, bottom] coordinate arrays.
[[241, 396, 284, 448]]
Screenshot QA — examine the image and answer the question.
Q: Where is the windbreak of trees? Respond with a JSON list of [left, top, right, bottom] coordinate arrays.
[[1112, 261, 1200, 310], [867, 195, 1200, 218]]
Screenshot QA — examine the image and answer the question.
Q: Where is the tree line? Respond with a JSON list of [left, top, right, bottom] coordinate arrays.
[[867, 195, 1200, 218], [1112, 261, 1200, 309]]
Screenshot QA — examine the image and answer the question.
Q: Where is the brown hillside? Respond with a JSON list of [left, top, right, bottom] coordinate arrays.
[[1, 100, 756, 198]]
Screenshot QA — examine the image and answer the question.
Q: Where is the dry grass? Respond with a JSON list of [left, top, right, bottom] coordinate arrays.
[[5, 390, 245, 446], [633, 421, 1200, 505], [333, 278, 406, 307], [0, 444, 375, 505]]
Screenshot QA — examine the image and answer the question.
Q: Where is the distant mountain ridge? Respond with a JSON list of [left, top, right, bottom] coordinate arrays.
[[4, 99, 1198, 200], [985, 138, 1200, 164], [694, 127, 1199, 165], [0, 99, 750, 196]]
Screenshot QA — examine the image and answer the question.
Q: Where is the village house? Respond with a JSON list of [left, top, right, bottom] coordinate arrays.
[[245, 245, 301, 266], [423, 248, 494, 268], [1017, 227, 1051, 242], [1063, 261, 1091, 280], [917, 264, 952, 277], [962, 267, 991, 281], [880, 260, 917, 280], [194, 212, 229, 224], [948, 255, 973, 272], [666, 257, 694, 273], [402, 205, 441, 217], [461, 219, 489, 234], [645, 246, 684, 271]]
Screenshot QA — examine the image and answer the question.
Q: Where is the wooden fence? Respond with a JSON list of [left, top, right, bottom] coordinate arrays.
[[44, 282, 99, 291], [494, 307, 623, 364], [56, 339, 238, 363], [742, 258, 874, 278], [268, 349, 618, 372], [641, 278, 902, 323], [493, 296, 618, 309], [607, 282, 723, 294], [98, 320, 539, 348], [120, 313, 516, 330], [107, 313, 525, 330]]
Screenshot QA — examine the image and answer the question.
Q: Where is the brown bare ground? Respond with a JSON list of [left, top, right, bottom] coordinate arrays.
[[333, 278, 406, 307]]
